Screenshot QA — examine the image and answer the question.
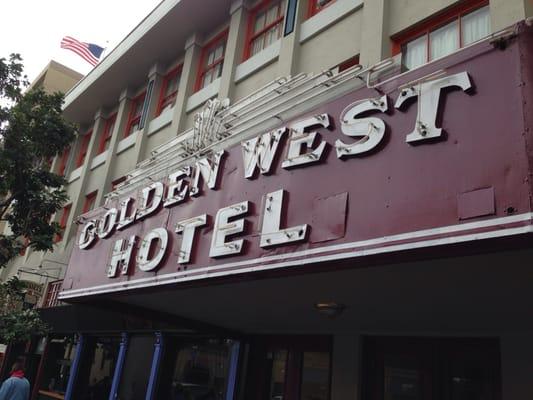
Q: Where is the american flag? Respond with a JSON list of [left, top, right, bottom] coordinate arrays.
[[60, 36, 104, 66]]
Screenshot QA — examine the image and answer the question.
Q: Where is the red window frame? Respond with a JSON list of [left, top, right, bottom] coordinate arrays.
[[337, 55, 360, 72], [391, 0, 489, 57], [195, 30, 228, 92], [76, 130, 92, 168], [112, 176, 127, 190], [58, 147, 70, 176], [157, 65, 183, 115], [307, 0, 336, 18], [124, 92, 146, 137], [43, 280, 63, 308], [55, 204, 71, 243], [82, 191, 98, 213], [98, 113, 117, 154], [244, 0, 285, 60]]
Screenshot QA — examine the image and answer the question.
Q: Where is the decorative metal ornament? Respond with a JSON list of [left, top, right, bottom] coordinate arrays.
[[182, 98, 231, 155]]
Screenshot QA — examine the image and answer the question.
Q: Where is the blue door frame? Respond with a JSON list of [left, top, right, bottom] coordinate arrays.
[[225, 341, 241, 400], [64, 334, 84, 400], [108, 332, 129, 400], [145, 332, 164, 400]]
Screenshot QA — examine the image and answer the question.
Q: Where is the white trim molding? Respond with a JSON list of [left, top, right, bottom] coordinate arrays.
[[116, 131, 138, 154], [67, 166, 82, 183], [59, 213, 533, 299], [90, 151, 108, 170], [148, 107, 173, 136], [235, 40, 281, 83], [186, 78, 221, 112], [300, 0, 363, 43]]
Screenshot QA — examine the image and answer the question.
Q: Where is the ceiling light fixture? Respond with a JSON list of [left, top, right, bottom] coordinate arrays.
[[314, 302, 346, 318]]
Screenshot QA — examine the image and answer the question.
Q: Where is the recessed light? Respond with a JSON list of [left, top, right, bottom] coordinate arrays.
[[314, 302, 346, 318]]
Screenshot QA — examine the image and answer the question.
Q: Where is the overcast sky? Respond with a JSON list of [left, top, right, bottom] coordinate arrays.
[[0, 0, 162, 83]]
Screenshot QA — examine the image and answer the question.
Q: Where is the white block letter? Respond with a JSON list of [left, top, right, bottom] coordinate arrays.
[[282, 114, 329, 169], [242, 128, 286, 179], [190, 150, 225, 196], [164, 166, 191, 208], [79, 220, 97, 250], [175, 214, 207, 264], [136, 182, 164, 220], [137, 228, 168, 272], [335, 95, 388, 158], [209, 201, 248, 257], [107, 235, 136, 277], [260, 190, 308, 247], [394, 71, 471, 143]]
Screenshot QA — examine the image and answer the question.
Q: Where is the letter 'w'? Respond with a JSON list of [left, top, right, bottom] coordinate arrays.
[[241, 127, 286, 179]]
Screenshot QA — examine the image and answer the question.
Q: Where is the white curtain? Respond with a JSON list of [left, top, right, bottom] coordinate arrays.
[[462, 5, 491, 46], [403, 35, 427, 70], [430, 20, 459, 61]]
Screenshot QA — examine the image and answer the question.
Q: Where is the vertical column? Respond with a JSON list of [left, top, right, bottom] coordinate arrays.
[[95, 87, 135, 207], [360, 0, 390, 67], [64, 334, 85, 400], [170, 34, 203, 135], [132, 64, 165, 164], [489, 0, 527, 31], [145, 332, 164, 400], [225, 341, 241, 400], [61, 109, 105, 243], [278, 0, 306, 77], [109, 333, 129, 400], [501, 334, 533, 400], [330, 334, 361, 400], [219, 0, 249, 100]]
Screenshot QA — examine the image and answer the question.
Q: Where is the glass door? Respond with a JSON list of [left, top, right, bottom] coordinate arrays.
[[244, 335, 332, 400]]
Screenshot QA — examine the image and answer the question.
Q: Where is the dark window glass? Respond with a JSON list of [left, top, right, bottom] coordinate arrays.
[[117, 335, 154, 400]]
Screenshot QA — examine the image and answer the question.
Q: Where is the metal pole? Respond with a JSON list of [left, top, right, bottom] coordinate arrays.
[[108, 332, 128, 400], [145, 332, 164, 400], [64, 334, 84, 400]]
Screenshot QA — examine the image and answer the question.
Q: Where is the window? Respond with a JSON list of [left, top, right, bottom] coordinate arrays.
[[43, 280, 63, 308], [244, 336, 331, 399], [363, 336, 501, 400], [337, 55, 360, 72], [58, 147, 71, 176], [99, 113, 117, 154], [55, 204, 71, 243], [196, 31, 228, 91], [157, 65, 182, 115], [76, 130, 92, 168], [83, 191, 98, 213], [245, 0, 285, 59], [112, 176, 127, 191], [393, 1, 490, 71], [125, 92, 146, 137], [308, 0, 335, 17]]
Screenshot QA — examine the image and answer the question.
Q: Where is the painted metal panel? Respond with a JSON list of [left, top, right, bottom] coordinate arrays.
[[61, 26, 533, 299]]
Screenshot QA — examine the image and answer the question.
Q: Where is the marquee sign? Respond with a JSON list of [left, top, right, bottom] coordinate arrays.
[[60, 38, 533, 299]]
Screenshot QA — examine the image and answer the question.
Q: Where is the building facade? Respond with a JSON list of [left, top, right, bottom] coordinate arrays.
[[3, 0, 533, 399]]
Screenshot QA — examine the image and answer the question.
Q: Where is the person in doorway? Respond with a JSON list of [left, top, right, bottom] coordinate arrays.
[[0, 357, 30, 400]]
